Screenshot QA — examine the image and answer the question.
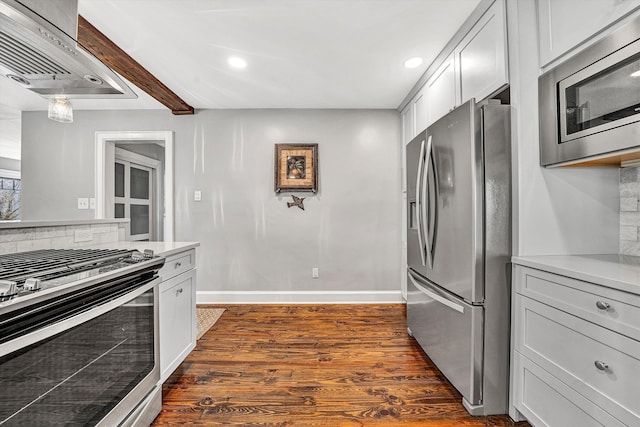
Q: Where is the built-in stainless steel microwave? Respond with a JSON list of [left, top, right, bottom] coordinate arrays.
[[539, 13, 640, 166]]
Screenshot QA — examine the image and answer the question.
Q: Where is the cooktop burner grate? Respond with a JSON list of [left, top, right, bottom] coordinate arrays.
[[0, 249, 132, 284]]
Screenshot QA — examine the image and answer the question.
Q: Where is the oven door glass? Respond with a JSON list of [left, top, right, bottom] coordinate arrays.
[[559, 39, 640, 143], [0, 286, 156, 426]]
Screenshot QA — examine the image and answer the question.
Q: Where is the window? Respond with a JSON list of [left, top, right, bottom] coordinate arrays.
[[0, 177, 20, 220]]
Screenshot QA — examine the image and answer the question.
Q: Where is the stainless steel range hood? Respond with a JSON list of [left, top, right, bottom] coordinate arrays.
[[0, 0, 136, 98]]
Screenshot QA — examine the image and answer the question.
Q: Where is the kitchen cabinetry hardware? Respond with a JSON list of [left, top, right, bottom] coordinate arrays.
[[595, 301, 610, 310], [175, 262, 182, 268], [594, 360, 610, 371], [176, 288, 183, 296]]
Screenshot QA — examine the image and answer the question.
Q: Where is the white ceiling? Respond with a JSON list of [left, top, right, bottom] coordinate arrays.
[[0, 0, 481, 113]]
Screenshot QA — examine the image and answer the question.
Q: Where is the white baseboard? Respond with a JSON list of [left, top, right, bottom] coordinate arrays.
[[197, 290, 404, 304]]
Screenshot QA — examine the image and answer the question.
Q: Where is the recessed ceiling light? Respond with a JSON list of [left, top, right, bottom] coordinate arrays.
[[403, 57, 423, 69], [228, 57, 247, 69]]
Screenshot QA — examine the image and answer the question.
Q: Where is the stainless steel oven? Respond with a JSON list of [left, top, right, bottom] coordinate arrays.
[[539, 13, 640, 166], [0, 249, 164, 426]]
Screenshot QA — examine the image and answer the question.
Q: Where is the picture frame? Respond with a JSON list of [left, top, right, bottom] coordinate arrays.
[[274, 143, 318, 193]]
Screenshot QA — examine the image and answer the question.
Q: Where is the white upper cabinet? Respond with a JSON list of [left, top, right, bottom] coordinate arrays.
[[412, 86, 428, 136], [401, 104, 412, 192], [454, 0, 508, 105], [538, 0, 640, 67], [401, 103, 414, 145], [426, 53, 456, 126]]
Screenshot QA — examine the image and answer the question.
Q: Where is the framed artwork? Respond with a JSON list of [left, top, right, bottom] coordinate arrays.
[[274, 143, 318, 193]]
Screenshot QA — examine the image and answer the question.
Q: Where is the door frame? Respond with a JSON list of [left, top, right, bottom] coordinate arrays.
[[95, 130, 174, 242]]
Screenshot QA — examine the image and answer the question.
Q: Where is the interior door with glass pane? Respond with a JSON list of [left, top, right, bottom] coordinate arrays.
[[115, 161, 153, 241]]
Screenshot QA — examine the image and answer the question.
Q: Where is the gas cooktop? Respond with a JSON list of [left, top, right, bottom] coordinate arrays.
[[0, 248, 160, 304]]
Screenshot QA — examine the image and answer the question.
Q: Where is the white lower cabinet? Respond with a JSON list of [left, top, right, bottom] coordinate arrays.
[[158, 249, 197, 382], [513, 352, 625, 427], [512, 265, 640, 427]]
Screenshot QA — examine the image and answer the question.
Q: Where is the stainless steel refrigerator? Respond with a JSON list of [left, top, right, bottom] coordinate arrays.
[[406, 99, 511, 416]]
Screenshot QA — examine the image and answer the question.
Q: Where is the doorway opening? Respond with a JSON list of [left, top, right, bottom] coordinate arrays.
[[95, 131, 174, 242], [114, 146, 162, 241]]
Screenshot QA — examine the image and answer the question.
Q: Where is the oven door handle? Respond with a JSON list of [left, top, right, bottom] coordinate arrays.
[[0, 278, 159, 357]]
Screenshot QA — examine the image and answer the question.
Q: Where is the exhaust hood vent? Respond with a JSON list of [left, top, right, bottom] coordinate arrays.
[[0, 0, 136, 98], [1, 30, 72, 76]]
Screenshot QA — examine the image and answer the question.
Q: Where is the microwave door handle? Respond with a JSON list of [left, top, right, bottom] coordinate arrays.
[[415, 138, 426, 267], [422, 135, 433, 269], [408, 273, 464, 313]]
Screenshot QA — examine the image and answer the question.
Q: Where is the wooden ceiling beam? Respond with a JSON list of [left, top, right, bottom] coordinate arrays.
[[77, 15, 194, 115]]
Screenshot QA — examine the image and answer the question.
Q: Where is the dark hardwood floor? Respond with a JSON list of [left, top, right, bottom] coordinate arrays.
[[153, 304, 530, 426]]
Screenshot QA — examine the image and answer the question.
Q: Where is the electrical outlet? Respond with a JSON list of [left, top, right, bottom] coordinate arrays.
[[194, 190, 202, 201], [312, 267, 319, 279], [74, 230, 93, 242], [77, 198, 89, 209]]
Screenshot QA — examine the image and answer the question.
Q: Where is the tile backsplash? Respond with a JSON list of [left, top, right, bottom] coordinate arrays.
[[0, 222, 125, 255], [620, 166, 640, 256]]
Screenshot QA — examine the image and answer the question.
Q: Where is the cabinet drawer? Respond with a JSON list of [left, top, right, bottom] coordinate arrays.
[[516, 296, 640, 425], [159, 270, 196, 382], [513, 351, 625, 427], [515, 266, 640, 341], [159, 249, 195, 281]]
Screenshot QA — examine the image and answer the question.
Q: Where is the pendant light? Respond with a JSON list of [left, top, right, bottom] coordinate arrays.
[[48, 97, 73, 123]]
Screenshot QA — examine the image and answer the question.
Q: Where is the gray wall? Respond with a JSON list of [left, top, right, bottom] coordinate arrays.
[[21, 109, 402, 302]]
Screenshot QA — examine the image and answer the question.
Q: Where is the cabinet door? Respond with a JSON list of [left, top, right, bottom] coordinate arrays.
[[455, 0, 507, 104], [401, 103, 414, 144], [413, 86, 428, 136], [426, 54, 457, 126], [538, 0, 640, 67], [159, 269, 196, 382], [513, 351, 625, 427]]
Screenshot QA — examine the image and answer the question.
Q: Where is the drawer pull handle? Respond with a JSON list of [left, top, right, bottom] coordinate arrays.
[[176, 288, 183, 296], [595, 301, 610, 310], [594, 360, 609, 371], [175, 262, 182, 269]]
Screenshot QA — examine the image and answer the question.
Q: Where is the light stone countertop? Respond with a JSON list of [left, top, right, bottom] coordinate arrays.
[[0, 219, 129, 229], [512, 254, 640, 296], [85, 241, 200, 258]]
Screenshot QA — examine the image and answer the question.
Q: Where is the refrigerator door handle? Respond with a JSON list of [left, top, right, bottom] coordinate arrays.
[[423, 135, 434, 269], [408, 273, 465, 314], [415, 138, 426, 267]]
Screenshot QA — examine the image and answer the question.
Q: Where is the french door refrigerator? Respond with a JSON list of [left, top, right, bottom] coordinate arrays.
[[406, 99, 511, 416]]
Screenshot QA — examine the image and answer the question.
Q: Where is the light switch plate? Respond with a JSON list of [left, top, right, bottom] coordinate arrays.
[[194, 190, 202, 201], [89, 198, 96, 209]]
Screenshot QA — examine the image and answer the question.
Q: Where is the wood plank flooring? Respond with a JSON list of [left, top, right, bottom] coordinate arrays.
[[152, 304, 530, 426]]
